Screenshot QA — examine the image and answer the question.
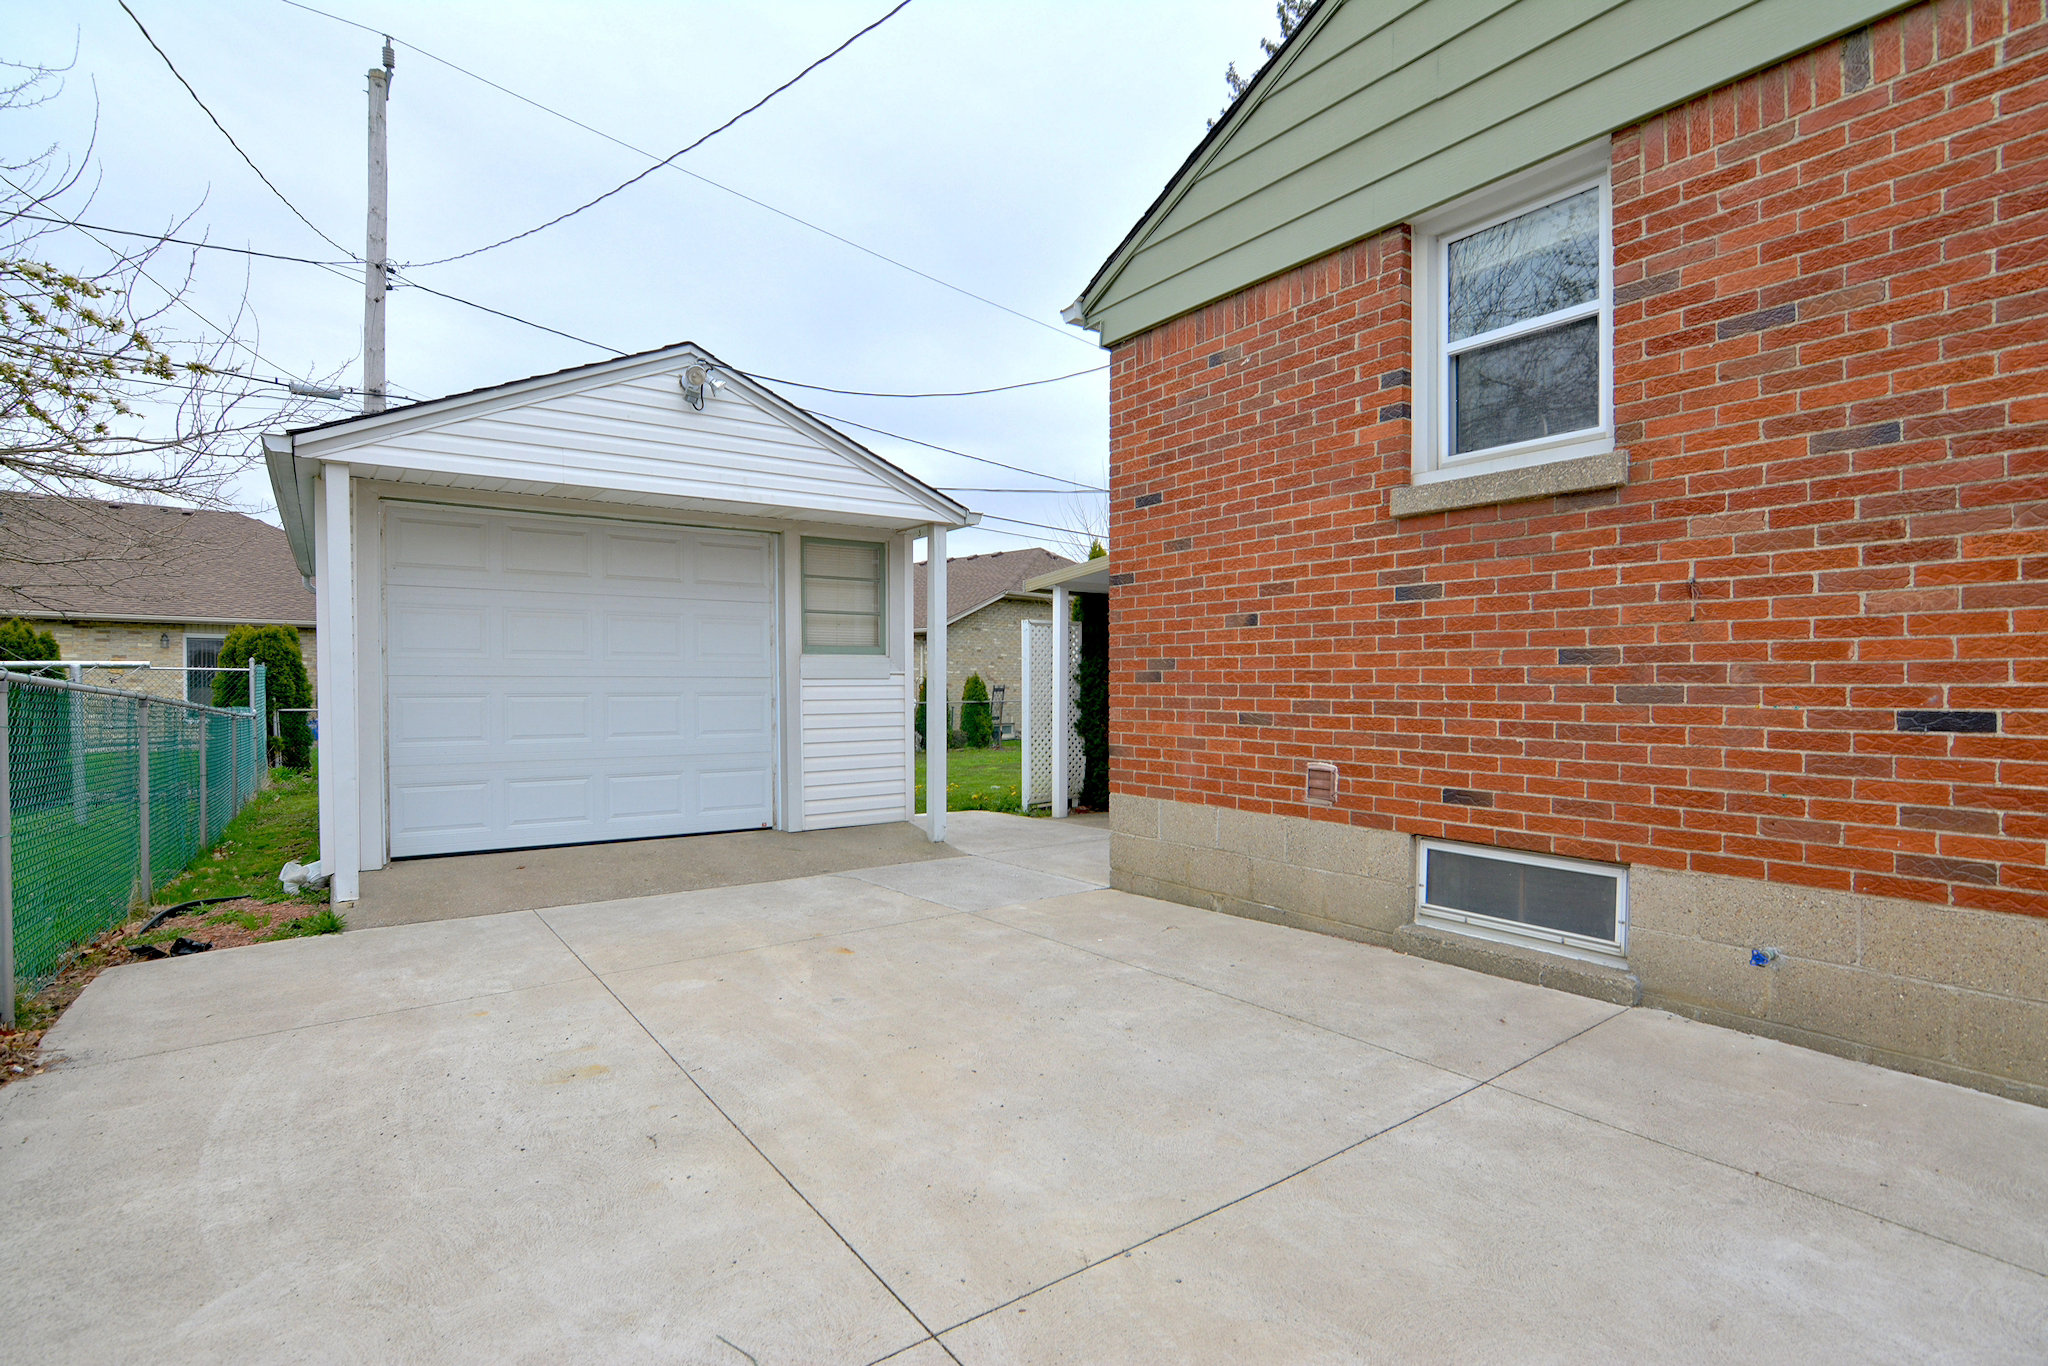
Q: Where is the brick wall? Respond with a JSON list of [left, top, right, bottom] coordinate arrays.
[[917, 597, 1052, 722], [36, 621, 319, 702], [1110, 0, 2048, 920]]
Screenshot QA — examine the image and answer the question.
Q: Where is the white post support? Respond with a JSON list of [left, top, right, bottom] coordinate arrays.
[[1, 681, 13, 1027], [1052, 585, 1070, 818], [926, 524, 947, 844], [318, 463, 361, 902], [899, 529, 917, 822]]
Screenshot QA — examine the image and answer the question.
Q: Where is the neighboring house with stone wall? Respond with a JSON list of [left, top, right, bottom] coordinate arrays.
[[1066, 0, 2047, 1103], [0, 496, 316, 703], [914, 548, 1073, 719]]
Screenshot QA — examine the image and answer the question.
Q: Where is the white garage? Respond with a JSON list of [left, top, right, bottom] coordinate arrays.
[[264, 342, 976, 901]]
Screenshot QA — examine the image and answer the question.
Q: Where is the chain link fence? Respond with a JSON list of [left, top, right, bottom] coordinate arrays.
[[1, 664, 267, 1021]]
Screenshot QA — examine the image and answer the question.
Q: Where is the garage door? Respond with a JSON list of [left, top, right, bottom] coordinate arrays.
[[383, 505, 777, 857]]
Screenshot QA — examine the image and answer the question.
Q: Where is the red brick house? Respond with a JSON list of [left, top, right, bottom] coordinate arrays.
[[1067, 0, 2046, 1102]]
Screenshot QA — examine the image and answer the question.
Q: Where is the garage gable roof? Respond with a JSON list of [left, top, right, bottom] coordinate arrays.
[[267, 343, 975, 575]]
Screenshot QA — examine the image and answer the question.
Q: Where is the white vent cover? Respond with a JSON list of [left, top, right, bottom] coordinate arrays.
[[1305, 761, 1339, 807]]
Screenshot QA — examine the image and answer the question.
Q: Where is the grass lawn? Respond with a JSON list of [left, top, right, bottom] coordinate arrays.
[[154, 768, 325, 906], [916, 743, 1029, 814]]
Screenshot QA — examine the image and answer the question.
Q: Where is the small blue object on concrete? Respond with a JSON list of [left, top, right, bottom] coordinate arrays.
[[1750, 947, 1781, 967]]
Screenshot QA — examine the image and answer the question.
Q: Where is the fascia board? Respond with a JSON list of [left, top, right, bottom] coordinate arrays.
[[263, 429, 316, 579], [1072, 0, 1343, 330]]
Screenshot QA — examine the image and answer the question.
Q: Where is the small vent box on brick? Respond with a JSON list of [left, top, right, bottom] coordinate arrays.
[[1305, 761, 1339, 807]]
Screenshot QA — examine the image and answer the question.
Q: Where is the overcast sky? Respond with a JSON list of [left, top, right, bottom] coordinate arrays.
[[13, 1, 1279, 560]]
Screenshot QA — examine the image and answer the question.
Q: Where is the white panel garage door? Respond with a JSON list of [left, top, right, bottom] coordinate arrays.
[[383, 505, 777, 857]]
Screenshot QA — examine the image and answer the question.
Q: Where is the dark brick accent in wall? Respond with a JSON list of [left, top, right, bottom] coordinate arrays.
[[1238, 712, 1275, 727], [1559, 646, 1622, 665], [1165, 537, 1192, 552], [1897, 711, 1999, 734], [1223, 612, 1260, 627], [1380, 368, 1410, 389], [1134, 492, 1163, 508], [1442, 789, 1494, 807], [1716, 303, 1797, 339], [1146, 658, 1177, 671], [1392, 583, 1442, 602], [1379, 403, 1411, 421]]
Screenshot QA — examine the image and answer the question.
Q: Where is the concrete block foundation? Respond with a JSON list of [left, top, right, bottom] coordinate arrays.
[[1110, 795, 2048, 1106]]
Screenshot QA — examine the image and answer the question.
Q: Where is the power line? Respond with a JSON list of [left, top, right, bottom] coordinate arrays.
[[13, 206, 1104, 405], [805, 407, 1107, 491], [387, 274, 1109, 491], [11, 212, 354, 266], [399, 1, 914, 269], [115, 0, 359, 261], [274, 0, 1092, 348], [395, 274, 626, 355], [745, 363, 1106, 399]]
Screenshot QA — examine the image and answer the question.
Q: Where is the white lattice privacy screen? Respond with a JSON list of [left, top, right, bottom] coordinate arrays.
[[1020, 619, 1084, 810]]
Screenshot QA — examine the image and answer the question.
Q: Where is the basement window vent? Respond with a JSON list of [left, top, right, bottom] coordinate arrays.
[[1305, 761, 1339, 807], [1416, 840, 1627, 964]]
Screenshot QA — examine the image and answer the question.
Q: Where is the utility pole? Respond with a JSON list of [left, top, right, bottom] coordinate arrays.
[[363, 37, 394, 414]]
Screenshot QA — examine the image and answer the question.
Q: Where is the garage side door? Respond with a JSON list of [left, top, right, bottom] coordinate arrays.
[[384, 506, 777, 857]]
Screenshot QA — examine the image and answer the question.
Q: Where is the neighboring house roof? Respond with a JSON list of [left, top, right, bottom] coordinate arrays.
[[0, 495, 315, 626], [1069, 0, 1909, 345], [914, 548, 1074, 630], [266, 341, 977, 578]]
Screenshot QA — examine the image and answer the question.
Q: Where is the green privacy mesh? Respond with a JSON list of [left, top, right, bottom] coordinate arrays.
[[5, 665, 266, 989]]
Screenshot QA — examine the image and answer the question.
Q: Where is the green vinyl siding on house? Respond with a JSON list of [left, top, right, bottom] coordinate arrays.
[[1077, 0, 1911, 346]]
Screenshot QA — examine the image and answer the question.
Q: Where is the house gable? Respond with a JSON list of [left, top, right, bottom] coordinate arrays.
[[1074, 0, 1914, 345], [270, 345, 971, 573]]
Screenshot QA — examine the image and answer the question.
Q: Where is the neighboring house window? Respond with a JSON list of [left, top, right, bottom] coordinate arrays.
[[1411, 142, 1612, 483], [802, 539, 886, 654], [185, 633, 225, 705], [1415, 839, 1627, 964]]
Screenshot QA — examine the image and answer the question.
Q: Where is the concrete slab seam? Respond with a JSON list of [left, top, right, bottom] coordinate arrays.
[[33, 971, 600, 1077], [968, 905, 1505, 1081], [1486, 1079, 2048, 1282], [928, 1008, 1627, 1341], [528, 914, 966, 1366], [534, 906, 971, 978]]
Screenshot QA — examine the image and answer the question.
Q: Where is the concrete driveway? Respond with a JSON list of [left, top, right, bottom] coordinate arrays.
[[5, 811, 2044, 1363]]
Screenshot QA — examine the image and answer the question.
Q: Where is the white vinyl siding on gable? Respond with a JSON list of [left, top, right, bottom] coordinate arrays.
[[1412, 143, 1614, 485], [312, 366, 945, 526]]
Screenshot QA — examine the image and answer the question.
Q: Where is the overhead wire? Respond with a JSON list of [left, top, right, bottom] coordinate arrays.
[[11, 207, 1102, 407], [115, 0, 359, 261], [384, 272, 1108, 493], [273, 0, 1094, 348], [396, 0, 914, 269]]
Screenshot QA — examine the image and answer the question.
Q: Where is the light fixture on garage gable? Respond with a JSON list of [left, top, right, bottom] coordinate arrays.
[[681, 365, 709, 411]]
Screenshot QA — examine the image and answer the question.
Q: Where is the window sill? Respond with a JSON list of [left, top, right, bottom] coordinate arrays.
[[1390, 449, 1628, 519]]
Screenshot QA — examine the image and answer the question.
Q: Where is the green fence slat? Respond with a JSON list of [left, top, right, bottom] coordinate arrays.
[[4, 675, 267, 989]]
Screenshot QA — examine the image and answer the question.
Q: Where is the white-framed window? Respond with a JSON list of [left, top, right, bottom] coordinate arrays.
[[1415, 838, 1627, 964], [184, 631, 225, 705], [1411, 141, 1613, 484], [801, 537, 886, 654]]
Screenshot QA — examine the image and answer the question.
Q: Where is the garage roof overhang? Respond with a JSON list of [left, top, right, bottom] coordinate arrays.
[[265, 342, 978, 577]]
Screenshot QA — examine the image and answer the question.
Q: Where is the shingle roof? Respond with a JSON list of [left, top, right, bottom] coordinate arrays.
[[0, 496, 316, 626], [914, 547, 1074, 629]]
